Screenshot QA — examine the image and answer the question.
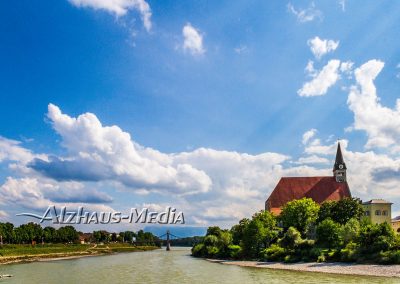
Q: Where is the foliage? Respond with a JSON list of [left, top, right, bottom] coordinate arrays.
[[191, 196, 400, 265], [279, 198, 319, 236], [241, 211, 279, 258], [316, 219, 342, 249], [317, 198, 364, 225], [279, 227, 302, 249]]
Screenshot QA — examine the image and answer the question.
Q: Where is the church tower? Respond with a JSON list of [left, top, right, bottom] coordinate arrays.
[[333, 142, 347, 183]]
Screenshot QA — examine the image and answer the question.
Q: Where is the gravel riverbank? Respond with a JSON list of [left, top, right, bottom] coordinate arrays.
[[207, 259, 400, 278]]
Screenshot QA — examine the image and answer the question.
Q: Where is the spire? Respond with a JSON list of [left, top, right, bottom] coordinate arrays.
[[333, 142, 346, 171]]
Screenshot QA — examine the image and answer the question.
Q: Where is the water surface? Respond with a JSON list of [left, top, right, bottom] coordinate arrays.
[[0, 247, 399, 283]]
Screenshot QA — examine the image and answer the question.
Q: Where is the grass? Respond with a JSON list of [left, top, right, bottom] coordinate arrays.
[[0, 243, 160, 264]]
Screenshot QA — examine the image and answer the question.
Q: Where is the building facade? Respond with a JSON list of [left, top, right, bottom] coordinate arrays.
[[362, 199, 392, 224]]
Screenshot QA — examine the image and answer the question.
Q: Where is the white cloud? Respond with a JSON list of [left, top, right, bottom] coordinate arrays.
[[35, 104, 212, 195], [308, 36, 339, 59], [347, 59, 400, 151], [295, 155, 330, 165], [298, 59, 341, 97], [287, 2, 322, 23], [302, 129, 317, 145], [68, 0, 152, 31], [0, 137, 35, 164], [340, 61, 354, 75], [182, 23, 205, 56]]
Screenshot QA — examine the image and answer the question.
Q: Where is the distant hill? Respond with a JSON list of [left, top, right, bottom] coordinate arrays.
[[143, 226, 207, 238]]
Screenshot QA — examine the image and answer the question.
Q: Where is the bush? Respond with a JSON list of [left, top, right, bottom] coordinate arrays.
[[378, 250, 400, 264], [264, 244, 286, 261], [191, 243, 205, 257], [340, 242, 358, 262], [227, 245, 242, 259], [280, 227, 302, 249], [206, 246, 219, 258], [316, 218, 342, 249]]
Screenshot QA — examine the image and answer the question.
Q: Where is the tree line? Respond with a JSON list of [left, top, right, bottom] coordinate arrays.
[[0, 222, 158, 245], [192, 197, 400, 264]]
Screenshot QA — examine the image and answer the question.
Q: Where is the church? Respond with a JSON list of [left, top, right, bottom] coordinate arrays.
[[265, 142, 352, 215]]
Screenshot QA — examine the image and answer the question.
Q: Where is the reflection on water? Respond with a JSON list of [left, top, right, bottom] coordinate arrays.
[[0, 247, 399, 284]]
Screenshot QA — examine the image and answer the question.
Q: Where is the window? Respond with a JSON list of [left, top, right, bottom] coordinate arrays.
[[365, 211, 370, 216], [382, 210, 388, 216], [375, 210, 381, 216]]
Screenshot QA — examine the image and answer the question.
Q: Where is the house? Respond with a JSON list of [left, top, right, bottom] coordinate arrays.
[[362, 199, 392, 224], [391, 216, 400, 233], [265, 142, 351, 215]]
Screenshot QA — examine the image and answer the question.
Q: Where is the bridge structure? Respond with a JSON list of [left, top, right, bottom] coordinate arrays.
[[157, 230, 181, 251]]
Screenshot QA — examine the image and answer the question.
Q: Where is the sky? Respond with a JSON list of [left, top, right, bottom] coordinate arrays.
[[1, 0, 400, 232]]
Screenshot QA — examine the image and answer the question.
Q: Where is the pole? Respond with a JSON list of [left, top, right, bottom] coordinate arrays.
[[166, 230, 171, 251]]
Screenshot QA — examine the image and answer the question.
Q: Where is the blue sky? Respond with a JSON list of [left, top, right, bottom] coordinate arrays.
[[1, 0, 400, 231]]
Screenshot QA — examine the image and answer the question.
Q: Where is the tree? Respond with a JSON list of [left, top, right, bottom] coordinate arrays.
[[359, 222, 396, 254], [341, 218, 360, 245], [316, 218, 342, 249], [57, 226, 79, 243], [206, 226, 222, 237], [43, 226, 57, 243], [231, 218, 249, 245], [279, 227, 302, 249], [242, 211, 279, 258], [317, 198, 363, 225], [279, 198, 319, 236]]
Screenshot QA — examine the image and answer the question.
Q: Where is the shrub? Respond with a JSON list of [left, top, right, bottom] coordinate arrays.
[[280, 227, 302, 249], [206, 246, 219, 258], [339, 242, 358, 262], [191, 243, 205, 257], [378, 250, 400, 264], [264, 244, 286, 261], [316, 218, 342, 249], [227, 245, 242, 259]]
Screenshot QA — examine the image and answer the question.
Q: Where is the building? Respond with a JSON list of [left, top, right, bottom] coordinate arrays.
[[362, 199, 392, 224], [391, 216, 400, 233], [265, 142, 352, 215]]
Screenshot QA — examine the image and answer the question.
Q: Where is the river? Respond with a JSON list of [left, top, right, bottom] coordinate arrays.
[[0, 247, 399, 283]]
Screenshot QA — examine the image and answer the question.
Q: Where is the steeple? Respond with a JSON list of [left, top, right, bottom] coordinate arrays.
[[333, 142, 347, 182]]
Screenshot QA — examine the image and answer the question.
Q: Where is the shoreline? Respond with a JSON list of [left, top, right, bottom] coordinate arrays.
[[0, 246, 160, 265], [207, 259, 400, 278]]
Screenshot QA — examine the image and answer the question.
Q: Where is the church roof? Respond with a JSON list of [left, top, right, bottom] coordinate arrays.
[[333, 142, 347, 170], [266, 176, 351, 213]]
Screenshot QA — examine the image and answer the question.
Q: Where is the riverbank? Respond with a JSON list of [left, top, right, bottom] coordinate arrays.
[[0, 244, 159, 265], [207, 259, 400, 278]]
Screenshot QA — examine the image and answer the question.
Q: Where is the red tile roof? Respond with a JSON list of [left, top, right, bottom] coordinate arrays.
[[266, 176, 351, 215]]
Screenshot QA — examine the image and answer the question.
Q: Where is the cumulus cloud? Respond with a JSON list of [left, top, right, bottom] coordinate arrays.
[[298, 59, 341, 97], [347, 59, 400, 151], [295, 155, 330, 165], [68, 0, 152, 31], [29, 104, 212, 195], [182, 23, 205, 56], [0, 177, 114, 211], [287, 2, 322, 23], [308, 36, 339, 59]]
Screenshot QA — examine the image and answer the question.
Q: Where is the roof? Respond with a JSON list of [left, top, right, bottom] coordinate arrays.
[[266, 176, 351, 212], [362, 199, 392, 205], [333, 142, 347, 171]]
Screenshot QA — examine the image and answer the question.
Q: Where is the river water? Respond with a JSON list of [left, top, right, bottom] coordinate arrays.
[[0, 247, 399, 284]]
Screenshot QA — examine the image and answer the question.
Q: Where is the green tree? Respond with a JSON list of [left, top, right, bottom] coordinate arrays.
[[231, 218, 249, 245], [279, 227, 302, 249], [316, 218, 342, 249], [341, 218, 360, 245], [317, 198, 363, 225], [242, 211, 279, 258], [359, 222, 395, 254], [43, 226, 57, 243], [279, 198, 319, 236]]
